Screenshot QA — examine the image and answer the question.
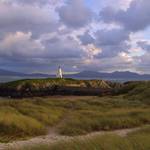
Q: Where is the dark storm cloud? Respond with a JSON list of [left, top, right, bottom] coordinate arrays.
[[0, 0, 149, 73], [18, 0, 49, 5], [77, 27, 130, 58], [100, 0, 150, 31], [95, 28, 129, 46], [0, 3, 59, 37], [95, 43, 130, 58], [57, 0, 93, 28], [94, 28, 130, 57], [78, 31, 94, 45], [137, 41, 150, 52], [134, 52, 150, 73], [42, 35, 84, 59], [0, 0, 87, 72], [4, 0, 50, 5], [0, 31, 85, 72]]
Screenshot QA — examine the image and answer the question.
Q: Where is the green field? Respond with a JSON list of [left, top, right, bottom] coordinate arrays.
[[0, 80, 149, 150]]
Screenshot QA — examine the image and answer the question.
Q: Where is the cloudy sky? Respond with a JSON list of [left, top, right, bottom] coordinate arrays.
[[0, 0, 150, 74]]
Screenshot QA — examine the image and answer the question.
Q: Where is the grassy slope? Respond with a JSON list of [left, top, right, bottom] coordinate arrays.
[[21, 125, 150, 150], [116, 81, 150, 104], [0, 79, 150, 150], [0, 80, 149, 143], [0, 78, 122, 90], [0, 98, 66, 142], [125, 81, 150, 104], [57, 96, 150, 136], [0, 95, 149, 142]]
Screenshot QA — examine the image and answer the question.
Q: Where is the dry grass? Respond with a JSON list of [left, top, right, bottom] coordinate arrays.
[[21, 125, 150, 150], [0, 95, 149, 142]]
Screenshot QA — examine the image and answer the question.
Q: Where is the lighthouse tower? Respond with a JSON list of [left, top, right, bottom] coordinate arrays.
[[56, 66, 63, 78]]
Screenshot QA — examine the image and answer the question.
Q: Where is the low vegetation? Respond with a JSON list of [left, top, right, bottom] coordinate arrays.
[[116, 81, 150, 104], [21, 125, 150, 150], [0, 79, 149, 148], [0, 94, 149, 142], [0, 98, 66, 142], [57, 96, 150, 136]]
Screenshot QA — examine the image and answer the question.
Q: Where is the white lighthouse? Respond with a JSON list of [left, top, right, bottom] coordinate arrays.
[[56, 66, 63, 78]]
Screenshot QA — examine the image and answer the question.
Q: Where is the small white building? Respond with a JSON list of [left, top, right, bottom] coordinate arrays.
[[56, 66, 63, 78]]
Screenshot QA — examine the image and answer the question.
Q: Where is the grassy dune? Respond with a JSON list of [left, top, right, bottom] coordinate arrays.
[[58, 125, 150, 150], [21, 125, 150, 150], [0, 98, 66, 142], [57, 96, 150, 136], [116, 81, 150, 104], [0, 95, 149, 142], [125, 81, 150, 104], [0, 80, 149, 144]]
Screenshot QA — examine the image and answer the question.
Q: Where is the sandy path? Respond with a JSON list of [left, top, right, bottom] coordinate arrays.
[[0, 127, 141, 150]]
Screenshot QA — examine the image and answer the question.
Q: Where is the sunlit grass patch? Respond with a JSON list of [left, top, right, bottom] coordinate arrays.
[[0, 99, 66, 142], [14, 102, 65, 126], [127, 125, 150, 150], [0, 106, 46, 142], [58, 108, 150, 136]]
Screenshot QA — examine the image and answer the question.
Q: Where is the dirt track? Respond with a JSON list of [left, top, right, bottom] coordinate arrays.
[[0, 127, 141, 150]]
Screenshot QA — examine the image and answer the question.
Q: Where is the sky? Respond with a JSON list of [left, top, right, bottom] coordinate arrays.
[[0, 0, 150, 74]]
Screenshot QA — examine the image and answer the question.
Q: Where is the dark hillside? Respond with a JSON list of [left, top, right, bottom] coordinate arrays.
[[115, 81, 150, 104], [0, 78, 122, 98]]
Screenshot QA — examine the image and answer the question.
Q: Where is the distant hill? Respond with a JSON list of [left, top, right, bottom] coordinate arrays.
[[0, 69, 51, 77], [0, 69, 26, 76], [66, 71, 105, 78], [66, 71, 150, 80], [0, 69, 150, 81]]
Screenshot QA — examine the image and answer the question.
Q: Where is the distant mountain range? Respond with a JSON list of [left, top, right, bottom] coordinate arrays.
[[0, 69, 51, 77], [68, 70, 150, 80], [0, 69, 150, 81]]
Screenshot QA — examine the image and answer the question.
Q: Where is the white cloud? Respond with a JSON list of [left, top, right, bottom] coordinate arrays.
[[0, 32, 44, 57], [0, 2, 59, 37]]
